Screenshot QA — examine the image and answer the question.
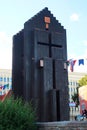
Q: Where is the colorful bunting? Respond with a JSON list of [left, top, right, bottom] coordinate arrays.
[[78, 59, 84, 65], [0, 84, 9, 96], [69, 59, 76, 72], [66, 58, 86, 72]]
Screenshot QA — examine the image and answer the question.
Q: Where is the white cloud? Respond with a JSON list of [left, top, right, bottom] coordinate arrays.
[[83, 40, 87, 46], [0, 32, 12, 46], [0, 32, 12, 69], [70, 13, 79, 21]]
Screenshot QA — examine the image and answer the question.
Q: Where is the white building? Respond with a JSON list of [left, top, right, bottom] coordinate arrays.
[[0, 69, 12, 95], [68, 71, 87, 120], [68, 72, 87, 102]]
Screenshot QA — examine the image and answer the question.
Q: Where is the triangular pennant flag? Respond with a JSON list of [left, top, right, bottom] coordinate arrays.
[[69, 59, 76, 72], [78, 59, 84, 65]]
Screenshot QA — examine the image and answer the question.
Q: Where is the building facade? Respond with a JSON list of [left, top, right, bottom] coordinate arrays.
[[0, 69, 12, 96], [68, 72, 87, 103], [68, 71, 87, 120]]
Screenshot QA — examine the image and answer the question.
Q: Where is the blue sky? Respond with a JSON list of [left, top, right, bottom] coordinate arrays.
[[0, 0, 87, 72]]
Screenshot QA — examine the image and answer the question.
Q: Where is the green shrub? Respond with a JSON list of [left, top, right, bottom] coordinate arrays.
[[0, 97, 37, 130]]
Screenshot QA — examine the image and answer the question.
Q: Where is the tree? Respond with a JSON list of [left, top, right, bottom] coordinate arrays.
[[0, 96, 37, 130], [71, 91, 79, 107], [78, 75, 87, 87]]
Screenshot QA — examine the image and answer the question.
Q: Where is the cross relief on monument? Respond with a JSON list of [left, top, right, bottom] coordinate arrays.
[[37, 33, 63, 59], [38, 33, 62, 58]]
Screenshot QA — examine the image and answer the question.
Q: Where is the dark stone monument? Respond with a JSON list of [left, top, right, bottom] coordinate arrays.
[[12, 7, 69, 122]]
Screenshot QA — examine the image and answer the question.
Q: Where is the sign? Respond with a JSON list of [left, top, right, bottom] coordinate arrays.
[[69, 102, 76, 107]]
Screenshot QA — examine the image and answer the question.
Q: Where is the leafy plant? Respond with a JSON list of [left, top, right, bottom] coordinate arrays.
[[0, 96, 37, 130], [78, 75, 87, 87], [71, 92, 79, 107]]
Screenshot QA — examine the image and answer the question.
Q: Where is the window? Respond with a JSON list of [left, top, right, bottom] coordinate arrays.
[[73, 82, 75, 86], [7, 77, 9, 82], [4, 77, 6, 82], [0, 77, 3, 81], [71, 87, 72, 92], [69, 81, 72, 86], [9, 78, 12, 82]]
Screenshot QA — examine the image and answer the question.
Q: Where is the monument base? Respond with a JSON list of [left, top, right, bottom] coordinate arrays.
[[36, 121, 87, 130]]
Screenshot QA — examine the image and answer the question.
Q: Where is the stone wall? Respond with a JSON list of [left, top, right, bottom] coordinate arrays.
[[37, 121, 87, 130]]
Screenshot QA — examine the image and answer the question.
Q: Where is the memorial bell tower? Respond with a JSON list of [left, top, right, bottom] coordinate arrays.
[[12, 7, 69, 122]]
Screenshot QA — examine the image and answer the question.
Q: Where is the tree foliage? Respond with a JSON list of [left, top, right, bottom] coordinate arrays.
[[0, 96, 37, 130], [71, 92, 79, 107], [78, 75, 87, 87]]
